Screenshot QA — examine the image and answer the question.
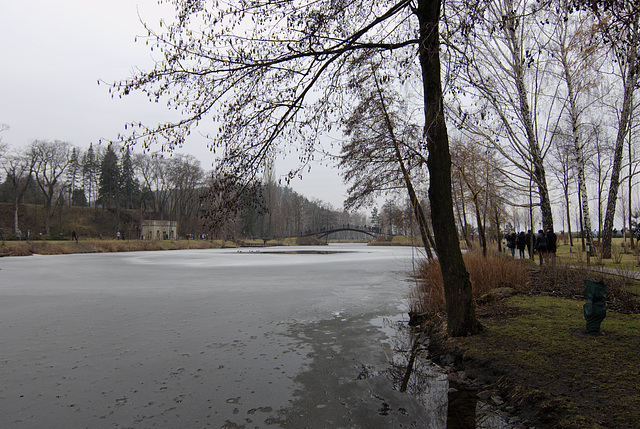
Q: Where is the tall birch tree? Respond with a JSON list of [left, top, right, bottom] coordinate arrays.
[[454, 0, 556, 232], [597, 2, 640, 258], [542, 3, 606, 253]]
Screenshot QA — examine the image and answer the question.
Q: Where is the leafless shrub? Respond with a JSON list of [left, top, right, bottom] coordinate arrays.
[[594, 242, 605, 265], [573, 250, 584, 265], [612, 245, 624, 264]]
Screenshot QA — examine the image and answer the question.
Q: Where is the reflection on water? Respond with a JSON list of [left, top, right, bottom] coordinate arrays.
[[377, 317, 449, 428], [447, 384, 478, 428], [377, 317, 516, 429]]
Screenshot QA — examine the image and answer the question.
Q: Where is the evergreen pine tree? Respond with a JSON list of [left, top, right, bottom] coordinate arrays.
[[67, 147, 80, 206], [82, 143, 96, 207], [120, 149, 138, 209], [98, 145, 120, 209]]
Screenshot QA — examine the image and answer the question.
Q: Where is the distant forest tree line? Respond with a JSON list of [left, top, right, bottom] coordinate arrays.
[[2, 127, 637, 248], [0, 139, 422, 240]]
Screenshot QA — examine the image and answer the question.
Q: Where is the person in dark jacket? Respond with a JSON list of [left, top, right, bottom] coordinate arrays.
[[507, 232, 517, 257], [516, 231, 526, 259], [534, 229, 548, 264]]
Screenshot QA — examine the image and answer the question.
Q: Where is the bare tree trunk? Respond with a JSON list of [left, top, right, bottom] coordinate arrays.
[[564, 190, 573, 248], [374, 74, 435, 259], [493, 205, 502, 253], [529, 181, 535, 260], [44, 199, 52, 235], [559, 27, 594, 254], [578, 183, 585, 251], [504, 4, 554, 231], [13, 197, 20, 235], [455, 180, 472, 249], [417, 0, 481, 336], [473, 195, 487, 257], [601, 30, 637, 258], [629, 121, 635, 249]]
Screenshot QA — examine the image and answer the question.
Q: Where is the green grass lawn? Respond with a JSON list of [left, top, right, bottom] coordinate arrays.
[[454, 295, 640, 428], [554, 237, 640, 271]]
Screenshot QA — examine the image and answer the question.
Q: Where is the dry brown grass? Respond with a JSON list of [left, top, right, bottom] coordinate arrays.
[[0, 239, 232, 257], [1, 242, 75, 256], [87, 240, 166, 253], [29, 242, 75, 255], [410, 250, 531, 314], [0, 244, 31, 256]]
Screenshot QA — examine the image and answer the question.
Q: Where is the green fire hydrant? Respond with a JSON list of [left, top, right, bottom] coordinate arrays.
[[583, 279, 606, 333]]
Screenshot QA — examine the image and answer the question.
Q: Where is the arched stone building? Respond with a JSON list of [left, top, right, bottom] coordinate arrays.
[[140, 220, 178, 240]]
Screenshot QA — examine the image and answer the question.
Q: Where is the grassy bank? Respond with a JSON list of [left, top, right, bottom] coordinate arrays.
[[0, 234, 340, 257], [452, 295, 640, 427], [547, 237, 640, 271], [412, 251, 640, 427], [368, 235, 423, 246]]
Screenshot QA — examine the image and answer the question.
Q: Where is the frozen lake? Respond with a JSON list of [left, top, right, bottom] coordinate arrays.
[[0, 243, 447, 428]]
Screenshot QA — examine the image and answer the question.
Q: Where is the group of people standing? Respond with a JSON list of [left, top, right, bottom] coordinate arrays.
[[505, 228, 558, 265]]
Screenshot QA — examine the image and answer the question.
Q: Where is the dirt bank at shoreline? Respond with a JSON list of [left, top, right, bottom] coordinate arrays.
[[0, 239, 237, 256]]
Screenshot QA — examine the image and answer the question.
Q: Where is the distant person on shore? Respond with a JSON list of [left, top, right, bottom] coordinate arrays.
[[507, 232, 516, 257], [516, 231, 526, 259], [71, 230, 78, 243], [535, 230, 548, 264], [525, 230, 533, 258]]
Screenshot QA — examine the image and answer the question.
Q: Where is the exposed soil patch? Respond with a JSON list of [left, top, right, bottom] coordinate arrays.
[[475, 302, 535, 320]]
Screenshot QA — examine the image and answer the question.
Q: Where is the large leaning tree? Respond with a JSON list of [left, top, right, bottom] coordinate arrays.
[[110, 0, 482, 335], [339, 63, 436, 259]]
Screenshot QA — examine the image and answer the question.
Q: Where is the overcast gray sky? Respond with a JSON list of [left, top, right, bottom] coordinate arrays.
[[0, 0, 349, 209]]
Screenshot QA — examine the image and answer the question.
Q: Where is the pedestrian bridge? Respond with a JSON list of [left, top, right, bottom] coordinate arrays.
[[300, 226, 382, 239]]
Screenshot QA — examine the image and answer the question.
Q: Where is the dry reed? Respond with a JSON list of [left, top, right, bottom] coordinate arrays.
[[410, 250, 530, 315]]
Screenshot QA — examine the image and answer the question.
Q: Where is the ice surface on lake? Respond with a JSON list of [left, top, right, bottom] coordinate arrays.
[[0, 244, 443, 427]]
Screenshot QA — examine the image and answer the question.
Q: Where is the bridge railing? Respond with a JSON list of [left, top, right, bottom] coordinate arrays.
[[300, 226, 382, 238]]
